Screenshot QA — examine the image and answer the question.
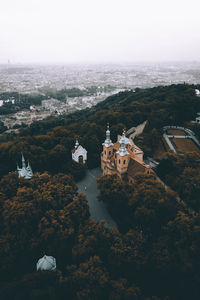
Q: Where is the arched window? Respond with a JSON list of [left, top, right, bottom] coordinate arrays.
[[104, 151, 106, 155], [123, 160, 126, 164], [109, 151, 111, 155], [119, 159, 121, 164]]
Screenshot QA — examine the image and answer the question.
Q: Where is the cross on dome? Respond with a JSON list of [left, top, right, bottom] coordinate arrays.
[[103, 123, 113, 147]]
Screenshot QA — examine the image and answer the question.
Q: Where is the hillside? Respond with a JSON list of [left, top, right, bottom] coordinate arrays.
[[0, 84, 200, 179]]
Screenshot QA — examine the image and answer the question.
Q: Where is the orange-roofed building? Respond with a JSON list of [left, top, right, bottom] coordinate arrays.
[[101, 125, 154, 184]]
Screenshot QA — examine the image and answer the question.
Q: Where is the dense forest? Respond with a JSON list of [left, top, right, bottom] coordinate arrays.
[[0, 84, 200, 299], [157, 152, 200, 210], [0, 171, 200, 300]]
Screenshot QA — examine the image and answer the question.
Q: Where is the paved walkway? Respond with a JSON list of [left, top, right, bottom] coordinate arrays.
[[76, 168, 117, 228], [128, 120, 147, 139]]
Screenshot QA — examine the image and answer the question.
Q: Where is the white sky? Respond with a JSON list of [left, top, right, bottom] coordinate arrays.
[[0, 0, 200, 64]]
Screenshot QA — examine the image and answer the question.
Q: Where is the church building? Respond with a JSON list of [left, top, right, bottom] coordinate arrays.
[[72, 140, 87, 164], [101, 125, 153, 184], [17, 154, 33, 179]]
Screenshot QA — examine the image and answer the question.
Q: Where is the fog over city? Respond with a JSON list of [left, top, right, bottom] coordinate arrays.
[[1, 0, 200, 129], [1, 0, 200, 64]]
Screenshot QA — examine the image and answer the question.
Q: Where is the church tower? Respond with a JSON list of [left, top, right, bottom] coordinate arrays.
[[101, 124, 114, 175], [115, 130, 130, 177]]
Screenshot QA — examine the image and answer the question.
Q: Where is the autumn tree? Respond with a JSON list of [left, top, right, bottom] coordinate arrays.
[[128, 174, 180, 236], [157, 152, 200, 211], [97, 174, 132, 231], [63, 256, 110, 300]]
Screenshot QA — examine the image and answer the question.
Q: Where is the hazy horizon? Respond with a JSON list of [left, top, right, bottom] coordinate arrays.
[[1, 0, 200, 64], [1, 60, 200, 66]]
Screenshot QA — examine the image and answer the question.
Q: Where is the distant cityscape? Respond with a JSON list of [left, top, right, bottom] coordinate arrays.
[[0, 62, 200, 131], [0, 93, 123, 130], [0, 62, 200, 93]]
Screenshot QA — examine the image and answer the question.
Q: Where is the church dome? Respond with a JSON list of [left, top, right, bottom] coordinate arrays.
[[36, 255, 56, 271], [119, 135, 131, 145], [75, 139, 79, 147], [117, 130, 130, 156]]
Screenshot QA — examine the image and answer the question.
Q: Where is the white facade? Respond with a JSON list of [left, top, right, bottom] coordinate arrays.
[[72, 144, 87, 164], [17, 154, 33, 179]]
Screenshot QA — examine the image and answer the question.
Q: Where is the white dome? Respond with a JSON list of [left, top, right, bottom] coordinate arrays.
[[119, 136, 131, 145], [36, 255, 56, 271]]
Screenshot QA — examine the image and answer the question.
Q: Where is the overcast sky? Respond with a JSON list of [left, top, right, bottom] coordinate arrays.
[[0, 0, 200, 64]]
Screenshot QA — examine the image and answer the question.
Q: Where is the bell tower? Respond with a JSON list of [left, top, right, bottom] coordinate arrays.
[[116, 130, 129, 177], [101, 124, 114, 174]]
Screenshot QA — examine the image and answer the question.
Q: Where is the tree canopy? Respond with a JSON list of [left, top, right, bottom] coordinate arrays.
[[0, 84, 200, 299]]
